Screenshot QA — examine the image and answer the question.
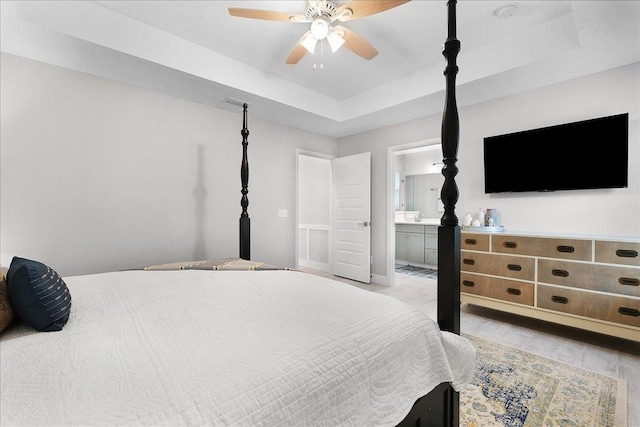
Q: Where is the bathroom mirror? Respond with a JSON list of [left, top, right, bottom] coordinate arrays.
[[405, 174, 445, 217], [394, 142, 443, 212]]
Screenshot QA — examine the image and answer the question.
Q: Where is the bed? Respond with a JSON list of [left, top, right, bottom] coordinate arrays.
[[1, 265, 474, 426], [0, 0, 469, 425]]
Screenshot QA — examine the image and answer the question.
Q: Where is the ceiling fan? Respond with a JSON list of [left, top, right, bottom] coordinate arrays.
[[228, 0, 411, 64]]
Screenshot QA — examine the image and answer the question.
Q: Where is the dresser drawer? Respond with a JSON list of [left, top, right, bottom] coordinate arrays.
[[537, 285, 640, 327], [461, 251, 534, 281], [461, 233, 490, 251], [461, 273, 533, 306], [538, 260, 640, 297], [396, 224, 424, 233], [595, 241, 640, 266], [492, 235, 591, 261]]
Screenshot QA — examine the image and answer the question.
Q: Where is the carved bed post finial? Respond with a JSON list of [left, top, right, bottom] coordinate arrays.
[[240, 103, 251, 260]]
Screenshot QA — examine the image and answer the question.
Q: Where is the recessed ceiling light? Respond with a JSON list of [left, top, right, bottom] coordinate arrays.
[[495, 4, 518, 19]]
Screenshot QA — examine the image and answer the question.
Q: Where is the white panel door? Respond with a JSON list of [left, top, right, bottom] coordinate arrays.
[[331, 152, 371, 283]]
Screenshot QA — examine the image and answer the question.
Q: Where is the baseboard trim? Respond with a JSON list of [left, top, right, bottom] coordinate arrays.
[[371, 273, 391, 286], [298, 260, 330, 273]]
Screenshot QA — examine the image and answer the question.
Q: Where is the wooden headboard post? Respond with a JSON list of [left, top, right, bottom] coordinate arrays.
[[240, 103, 251, 260], [438, 0, 461, 423]]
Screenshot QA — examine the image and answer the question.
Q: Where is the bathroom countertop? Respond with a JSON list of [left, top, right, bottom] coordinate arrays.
[[395, 218, 440, 226]]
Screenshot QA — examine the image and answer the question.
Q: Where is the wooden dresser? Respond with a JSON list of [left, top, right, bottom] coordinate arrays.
[[461, 231, 640, 341]]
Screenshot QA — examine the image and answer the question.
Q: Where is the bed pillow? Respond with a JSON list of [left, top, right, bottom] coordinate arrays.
[[0, 267, 15, 334], [7, 257, 71, 332]]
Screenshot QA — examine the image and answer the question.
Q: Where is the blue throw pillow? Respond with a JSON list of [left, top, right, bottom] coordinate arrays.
[[7, 257, 71, 332]]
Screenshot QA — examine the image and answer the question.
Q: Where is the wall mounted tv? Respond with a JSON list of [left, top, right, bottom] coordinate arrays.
[[484, 113, 628, 194]]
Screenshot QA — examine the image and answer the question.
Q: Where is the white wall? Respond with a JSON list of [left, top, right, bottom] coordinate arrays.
[[339, 62, 640, 278], [0, 53, 338, 276], [404, 149, 443, 176]]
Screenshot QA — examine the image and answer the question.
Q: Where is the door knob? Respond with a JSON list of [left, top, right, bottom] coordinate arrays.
[[358, 221, 370, 227]]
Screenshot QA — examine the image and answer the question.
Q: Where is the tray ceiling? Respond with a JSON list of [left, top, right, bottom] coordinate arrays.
[[1, 1, 638, 138]]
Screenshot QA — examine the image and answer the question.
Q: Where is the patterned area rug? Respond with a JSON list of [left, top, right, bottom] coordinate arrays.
[[395, 264, 438, 279], [461, 335, 627, 427]]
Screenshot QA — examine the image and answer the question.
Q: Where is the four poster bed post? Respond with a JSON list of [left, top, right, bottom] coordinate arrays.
[[437, 0, 462, 423], [240, 103, 250, 260], [397, 0, 463, 425]]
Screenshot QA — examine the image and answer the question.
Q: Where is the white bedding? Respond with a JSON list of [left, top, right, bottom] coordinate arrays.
[[0, 269, 475, 426]]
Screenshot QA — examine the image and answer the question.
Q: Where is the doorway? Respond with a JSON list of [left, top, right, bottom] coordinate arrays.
[[386, 138, 442, 286], [296, 150, 334, 273], [296, 150, 372, 283]]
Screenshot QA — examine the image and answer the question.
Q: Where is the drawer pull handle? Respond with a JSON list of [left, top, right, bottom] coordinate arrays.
[[462, 280, 475, 287], [465, 239, 477, 245], [503, 241, 517, 249], [618, 277, 639, 287], [618, 307, 640, 317], [507, 264, 522, 271], [616, 249, 638, 258], [556, 245, 575, 253], [463, 259, 475, 265], [551, 295, 569, 304], [506, 288, 521, 296], [551, 269, 569, 277]]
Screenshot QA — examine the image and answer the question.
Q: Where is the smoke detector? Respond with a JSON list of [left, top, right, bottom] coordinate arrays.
[[495, 4, 518, 19]]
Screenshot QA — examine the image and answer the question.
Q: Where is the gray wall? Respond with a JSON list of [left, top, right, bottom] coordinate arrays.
[[338, 62, 640, 279], [0, 53, 338, 276]]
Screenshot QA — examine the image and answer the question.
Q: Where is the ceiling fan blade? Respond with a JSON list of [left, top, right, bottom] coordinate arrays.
[[228, 8, 307, 22], [335, 0, 411, 21], [286, 31, 312, 64], [334, 25, 378, 60]]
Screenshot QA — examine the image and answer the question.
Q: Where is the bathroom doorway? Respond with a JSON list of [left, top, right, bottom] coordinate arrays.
[[386, 138, 442, 286]]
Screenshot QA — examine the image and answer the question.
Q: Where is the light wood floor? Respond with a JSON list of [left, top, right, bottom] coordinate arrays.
[[299, 267, 640, 426]]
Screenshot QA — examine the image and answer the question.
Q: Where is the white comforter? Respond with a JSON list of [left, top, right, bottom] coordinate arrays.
[[0, 270, 475, 426]]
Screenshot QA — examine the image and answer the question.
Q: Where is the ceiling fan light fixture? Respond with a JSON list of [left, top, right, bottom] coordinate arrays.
[[327, 29, 345, 52], [300, 31, 318, 54], [228, 0, 411, 65], [310, 18, 329, 40]]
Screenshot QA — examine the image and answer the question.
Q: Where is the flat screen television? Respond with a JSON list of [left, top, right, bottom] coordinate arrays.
[[483, 113, 629, 194]]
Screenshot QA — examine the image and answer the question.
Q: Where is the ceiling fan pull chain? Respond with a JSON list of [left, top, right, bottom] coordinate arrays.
[[314, 41, 325, 71]]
